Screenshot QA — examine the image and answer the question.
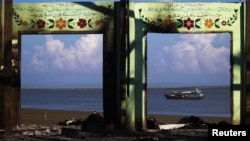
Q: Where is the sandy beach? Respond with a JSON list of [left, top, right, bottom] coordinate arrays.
[[20, 108, 231, 126], [0, 108, 232, 141]]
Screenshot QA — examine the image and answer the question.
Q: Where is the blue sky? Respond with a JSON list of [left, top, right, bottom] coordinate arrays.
[[15, 0, 238, 88], [21, 34, 103, 88], [147, 33, 231, 87]]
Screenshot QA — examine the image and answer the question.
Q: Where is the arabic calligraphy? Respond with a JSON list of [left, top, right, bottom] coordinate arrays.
[[13, 2, 113, 30], [14, 3, 107, 18], [136, 2, 240, 30], [140, 3, 236, 19]]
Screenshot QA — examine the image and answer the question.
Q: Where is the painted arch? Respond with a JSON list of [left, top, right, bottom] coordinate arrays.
[[10, 1, 245, 129], [128, 2, 245, 125]]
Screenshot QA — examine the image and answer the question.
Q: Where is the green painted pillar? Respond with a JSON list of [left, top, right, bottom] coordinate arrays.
[[245, 0, 250, 124]]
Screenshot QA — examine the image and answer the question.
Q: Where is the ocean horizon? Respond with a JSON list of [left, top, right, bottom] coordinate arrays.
[[21, 85, 229, 90], [21, 86, 230, 117]]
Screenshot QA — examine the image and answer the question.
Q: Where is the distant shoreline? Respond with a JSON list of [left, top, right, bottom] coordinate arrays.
[[21, 108, 231, 126], [21, 85, 230, 90]]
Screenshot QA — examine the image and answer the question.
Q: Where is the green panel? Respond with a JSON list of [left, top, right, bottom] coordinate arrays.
[[131, 2, 243, 125], [8, 1, 246, 130], [12, 2, 114, 38]]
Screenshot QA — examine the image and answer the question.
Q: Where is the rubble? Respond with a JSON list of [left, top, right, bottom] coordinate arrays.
[[0, 114, 209, 141]]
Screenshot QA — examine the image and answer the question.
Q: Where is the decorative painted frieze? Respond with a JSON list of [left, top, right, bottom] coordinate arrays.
[[12, 2, 113, 31], [135, 2, 240, 31]]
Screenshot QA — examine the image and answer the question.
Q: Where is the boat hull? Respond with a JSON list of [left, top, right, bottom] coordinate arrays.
[[165, 94, 204, 99], [164, 89, 205, 100]]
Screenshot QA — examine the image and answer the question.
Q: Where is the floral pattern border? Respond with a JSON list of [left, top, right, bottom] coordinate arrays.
[[138, 9, 238, 30], [13, 4, 239, 31], [12, 7, 111, 30]]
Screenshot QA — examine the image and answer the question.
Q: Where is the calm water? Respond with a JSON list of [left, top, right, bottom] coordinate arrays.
[[21, 87, 230, 117]]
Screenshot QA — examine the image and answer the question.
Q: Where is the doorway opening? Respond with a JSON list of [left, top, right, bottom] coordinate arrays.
[[19, 33, 103, 125], [146, 33, 231, 123]]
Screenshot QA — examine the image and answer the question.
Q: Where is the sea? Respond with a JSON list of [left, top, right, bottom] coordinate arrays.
[[21, 87, 230, 117]]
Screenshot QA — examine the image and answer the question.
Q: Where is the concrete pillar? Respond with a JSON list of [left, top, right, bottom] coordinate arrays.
[[1, 0, 13, 136], [245, 0, 250, 124], [0, 0, 3, 130]]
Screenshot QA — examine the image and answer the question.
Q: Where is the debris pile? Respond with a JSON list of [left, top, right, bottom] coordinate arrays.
[[0, 114, 210, 141]]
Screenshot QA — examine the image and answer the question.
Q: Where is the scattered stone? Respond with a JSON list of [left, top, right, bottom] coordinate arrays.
[[147, 117, 160, 129], [61, 128, 85, 139], [81, 111, 105, 132], [34, 130, 41, 136], [58, 118, 85, 126], [177, 116, 207, 128], [217, 120, 231, 125], [0, 114, 210, 141], [136, 136, 159, 141]]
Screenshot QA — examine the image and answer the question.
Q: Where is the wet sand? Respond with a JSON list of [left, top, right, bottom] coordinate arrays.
[[20, 108, 231, 126]]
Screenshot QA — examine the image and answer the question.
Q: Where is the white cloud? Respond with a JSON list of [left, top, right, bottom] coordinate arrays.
[[157, 34, 230, 74], [31, 34, 103, 72]]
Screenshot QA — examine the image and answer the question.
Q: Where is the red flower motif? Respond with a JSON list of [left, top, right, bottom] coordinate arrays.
[[36, 19, 45, 28], [184, 17, 194, 30], [77, 18, 87, 28]]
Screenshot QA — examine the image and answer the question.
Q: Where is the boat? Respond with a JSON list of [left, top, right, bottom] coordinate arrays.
[[164, 88, 205, 99]]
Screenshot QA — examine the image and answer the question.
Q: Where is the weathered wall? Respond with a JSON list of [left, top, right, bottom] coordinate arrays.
[[0, 1, 248, 133], [12, 2, 114, 36], [129, 2, 245, 125], [245, 0, 250, 124], [2, 1, 120, 133]]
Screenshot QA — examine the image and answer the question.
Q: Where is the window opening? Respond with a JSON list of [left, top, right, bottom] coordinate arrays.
[[147, 33, 231, 123], [20, 34, 103, 125]]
